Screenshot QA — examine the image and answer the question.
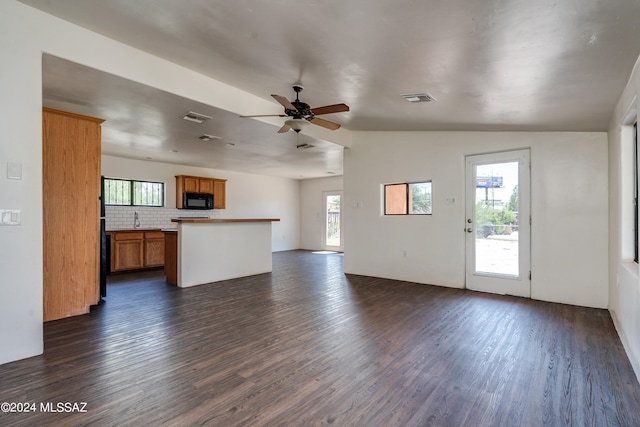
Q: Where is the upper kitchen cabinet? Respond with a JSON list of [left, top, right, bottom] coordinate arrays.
[[43, 107, 104, 322], [181, 176, 213, 194], [212, 179, 226, 209], [176, 175, 226, 209]]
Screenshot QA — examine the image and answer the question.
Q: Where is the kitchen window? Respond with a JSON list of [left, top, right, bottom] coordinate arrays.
[[104, 178, 164, 207]]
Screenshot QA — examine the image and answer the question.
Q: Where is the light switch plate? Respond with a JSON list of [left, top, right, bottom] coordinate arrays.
[[445, 197, 457, 205], [0, 209, 21, 225]]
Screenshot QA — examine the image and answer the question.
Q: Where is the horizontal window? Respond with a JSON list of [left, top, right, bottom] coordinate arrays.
[[384, 181, 432, 215], [104, 178, 164, 207]]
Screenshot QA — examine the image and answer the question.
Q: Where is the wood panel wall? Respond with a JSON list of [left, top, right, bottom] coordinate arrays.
[[43, 107, 104, 322]]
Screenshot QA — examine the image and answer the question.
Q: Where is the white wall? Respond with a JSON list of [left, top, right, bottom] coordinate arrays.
[[608, 55, 640, 381], [300, 176, 344, 250], [0, 1, 307, 365], [102, 156, 300, 251], [344, 131, 609, 308], [0, 1, 45, 365]]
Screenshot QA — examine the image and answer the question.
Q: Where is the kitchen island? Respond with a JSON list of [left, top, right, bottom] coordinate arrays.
[[164, 218, 280, 287]]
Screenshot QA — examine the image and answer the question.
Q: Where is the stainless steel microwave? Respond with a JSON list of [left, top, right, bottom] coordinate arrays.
[[183, 192, 213, 210]]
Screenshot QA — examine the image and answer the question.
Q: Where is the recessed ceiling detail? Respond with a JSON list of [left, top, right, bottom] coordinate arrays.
[[41, 55, 344, 180], [182, 111, 212, 123], [401, 93, 436, 103]]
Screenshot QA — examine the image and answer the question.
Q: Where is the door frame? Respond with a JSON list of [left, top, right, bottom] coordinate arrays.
[[465, 149, 531, 297]]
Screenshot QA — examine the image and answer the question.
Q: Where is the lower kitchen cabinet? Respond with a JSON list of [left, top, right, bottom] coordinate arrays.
[[144, 231, 165, 267], [109, 230, 165, 272]]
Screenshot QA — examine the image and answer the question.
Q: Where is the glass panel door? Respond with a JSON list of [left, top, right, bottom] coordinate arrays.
[[323, 191, 343, 251], [465, 150, 530, 297]]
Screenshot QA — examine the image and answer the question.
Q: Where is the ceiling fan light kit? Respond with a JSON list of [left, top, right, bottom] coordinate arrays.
[[241, 84, 349, 134], [284, 118, 309, 133]]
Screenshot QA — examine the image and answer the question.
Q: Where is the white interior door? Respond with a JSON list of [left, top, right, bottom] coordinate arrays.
[[323, 191, 343, 251], [465, 149, 531, 297]]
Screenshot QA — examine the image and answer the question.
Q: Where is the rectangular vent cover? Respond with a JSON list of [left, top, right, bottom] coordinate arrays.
[[182, 111, 212, 123], [401, 93, 436, 103], [296, 143, 315, 149]]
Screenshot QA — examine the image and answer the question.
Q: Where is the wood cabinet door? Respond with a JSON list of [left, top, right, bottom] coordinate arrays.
[[144, 232, 165, 267], [183, 176, 200, 193], [43, 108, 103, 321], [198, 178, 214, 194], [113, 238, 144, 271], [213, 179, 226, 209]]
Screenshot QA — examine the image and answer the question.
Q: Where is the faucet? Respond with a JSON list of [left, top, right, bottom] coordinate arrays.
[[134, 211, 140, 229]]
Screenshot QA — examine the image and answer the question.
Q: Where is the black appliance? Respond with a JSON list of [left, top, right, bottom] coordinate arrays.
[[183, 192, 214, 210], [99, 176, 108, 298]]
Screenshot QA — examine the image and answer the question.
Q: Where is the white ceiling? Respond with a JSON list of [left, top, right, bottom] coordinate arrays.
[[22, 0, 640, 179]]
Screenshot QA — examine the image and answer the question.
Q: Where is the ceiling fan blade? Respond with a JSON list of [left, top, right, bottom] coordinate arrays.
[[310, 117, 341, 130], [311, 103, 350, 116], [277, 124, 291, 133], [271, 94, 297, 111], [239, 114, 287, 118]]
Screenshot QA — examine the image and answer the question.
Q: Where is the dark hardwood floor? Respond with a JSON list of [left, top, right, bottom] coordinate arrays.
[[1, 250, 639, 426]]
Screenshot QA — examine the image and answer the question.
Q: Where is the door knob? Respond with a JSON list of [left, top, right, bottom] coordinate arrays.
[[467, 218, 472, 223], [466, 227, 473, 233]]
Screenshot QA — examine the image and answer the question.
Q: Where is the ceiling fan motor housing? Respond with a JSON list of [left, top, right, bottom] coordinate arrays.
[[288, 85, 313, 120], [286, 101, 313, 120]]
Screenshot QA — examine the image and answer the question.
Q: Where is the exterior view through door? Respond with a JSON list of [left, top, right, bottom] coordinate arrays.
[[465, 149, 531, 297], [323, 191, 342, 251]]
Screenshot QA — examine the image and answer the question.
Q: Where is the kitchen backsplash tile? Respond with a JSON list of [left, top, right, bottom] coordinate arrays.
[[105, 206, 222, 230]]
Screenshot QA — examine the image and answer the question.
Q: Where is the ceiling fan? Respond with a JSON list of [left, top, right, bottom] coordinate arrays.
[[240, 84, 349, 133]]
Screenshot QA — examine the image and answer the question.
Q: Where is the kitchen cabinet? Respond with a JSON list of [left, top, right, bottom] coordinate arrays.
[[109, 230, 165, 272], [182, 176, 213, 193], [144, 231, 165, 267], [176, 174, 226, 209], [43, 107, 103, 322], [213, 179, 226, 209], [112, 232, 144, 271], [197, 178, 214, 194]]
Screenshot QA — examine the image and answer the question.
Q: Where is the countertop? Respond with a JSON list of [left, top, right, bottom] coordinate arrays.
[[106, 228, 163, 233], [171, 218, 280, 224]]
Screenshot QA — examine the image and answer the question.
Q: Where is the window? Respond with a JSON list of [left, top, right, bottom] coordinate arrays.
[[384, 181, 432, 215], [104, 178, 164, 207]]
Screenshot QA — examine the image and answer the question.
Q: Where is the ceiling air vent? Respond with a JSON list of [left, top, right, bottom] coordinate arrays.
[[182, 111, 212, 123], [401, 93, 437, 103], [296, 143, 315, 149], [198, 134, 221, 141]]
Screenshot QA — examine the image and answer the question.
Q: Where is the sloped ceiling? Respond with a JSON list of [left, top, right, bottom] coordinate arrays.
[[22, 0, 640, 178]]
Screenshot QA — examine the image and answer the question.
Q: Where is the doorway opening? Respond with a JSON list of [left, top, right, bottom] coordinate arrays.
[[323, 191, 343, 252]]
